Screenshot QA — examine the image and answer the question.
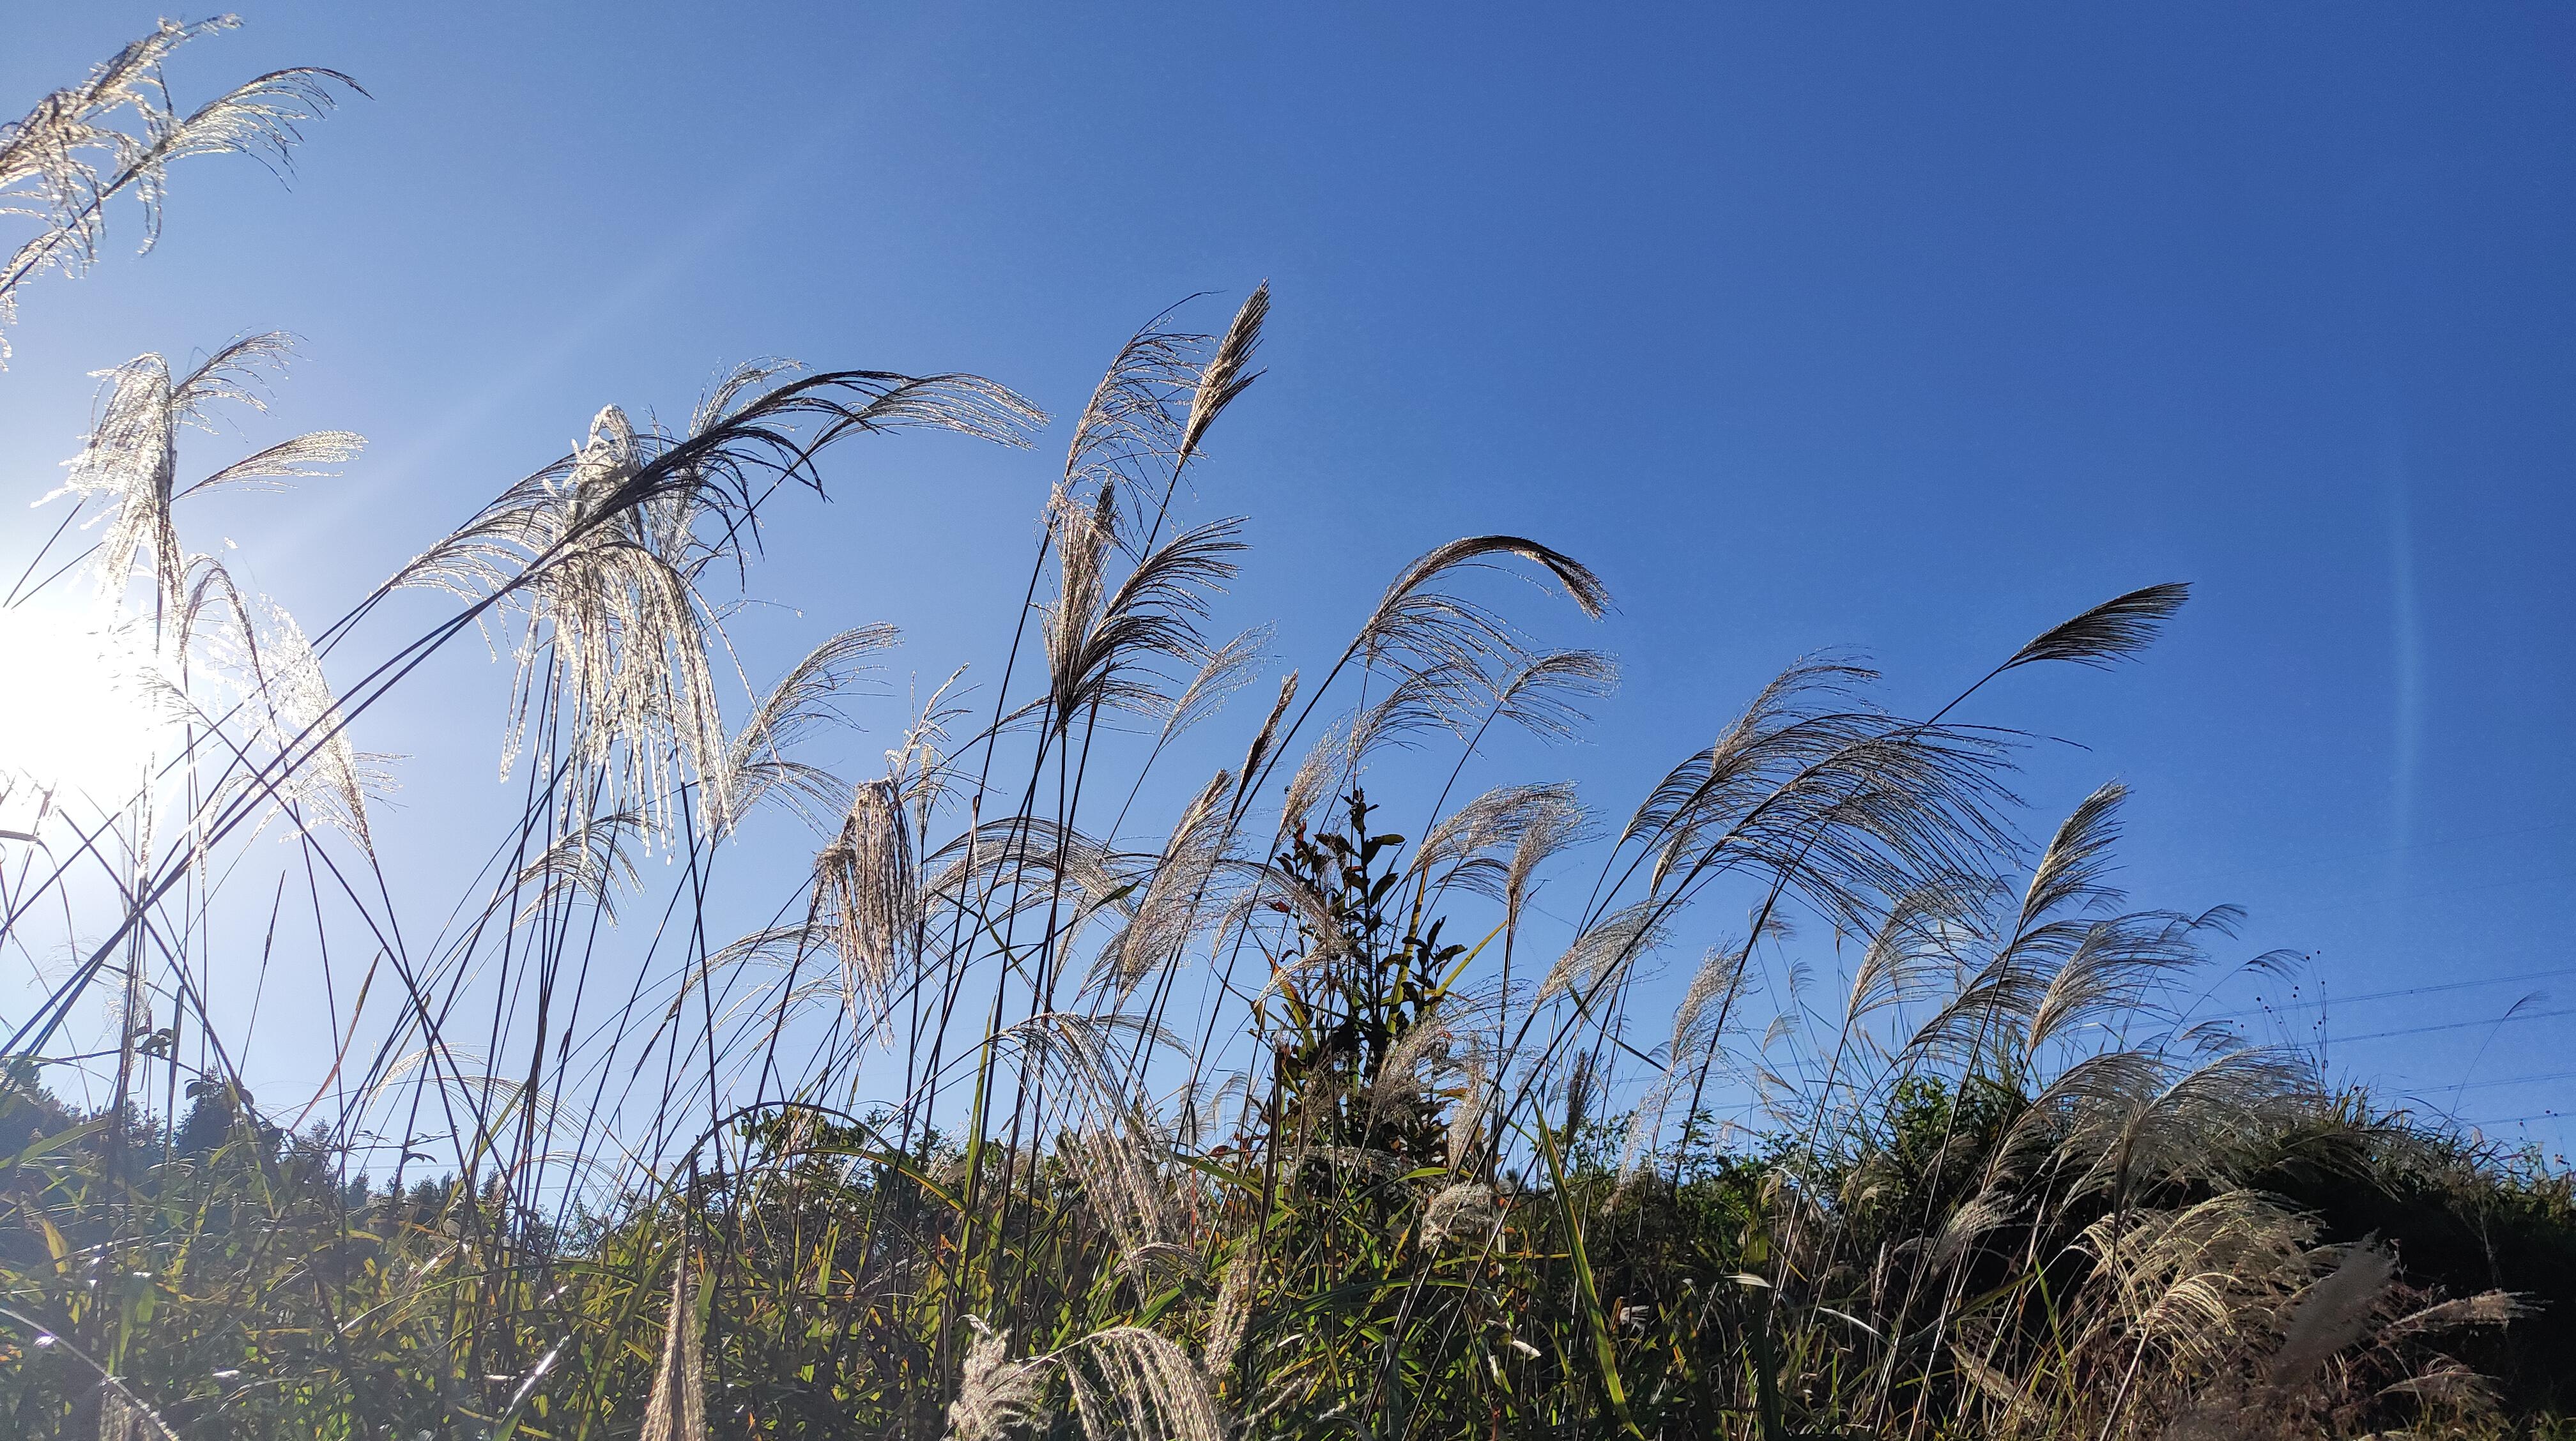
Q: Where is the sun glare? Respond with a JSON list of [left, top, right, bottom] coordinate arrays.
[[0, 601, 174, 821]]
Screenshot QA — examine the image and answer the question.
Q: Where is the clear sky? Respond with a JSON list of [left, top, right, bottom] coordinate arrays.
[[3, 4, 2572, 1148]]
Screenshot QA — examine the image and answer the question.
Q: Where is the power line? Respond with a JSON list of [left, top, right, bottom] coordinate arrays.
[[2462, 1111, 2564, 1128], [2334, 1006, 2576, 1044], [2409, 1067, 2576, 1094], [2218, 962, 2576, 1017]]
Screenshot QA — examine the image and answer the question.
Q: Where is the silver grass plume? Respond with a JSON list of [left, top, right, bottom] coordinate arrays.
[[1351, 536, 1610, 675], [95, 1376, 178, 1441], [638, 1250, 707, 1441], [947, 1318, 1050, 1441], [1996, 581, 2191, 675], [995, 1012, 1184, 1125], [385, 362, 1036, 837], [236, 597, 383, 855], [1202, 1233, 1264, 1390], [2380, 1289, 2529, 1339], [1064, 309, 1203, 498], [0, 20, 357, 361], [1618, 942, 1761, 1163], [1064, 1327, 1227, 1441], [1421, 1180, 1499, 1249], [1152, 628, 1271, 758], [502, 809, 643, 930], [1620, 657, 2018, 938], [1061, 1115, 1187, 1276], [1669, 942, 1751, 1067], [2020, 907, 2219, 1056], [1499, 785, 1590, 927], [925, 816, 1126, 938], [714, 623, 898, 835], [1045, 482, 1118, 723], [1620, 659, 1874, 864], [1843, 885, 1965, 1026], [1559, 1051, 1602, 1138], [815, 778, 918, 1037], [421, 402, 730, 836], [1931, 1190, 2024, 1269], [98, 1384, 142, 1441], [2270, 1237, 2398, 1385], [2063, 1048, 2314, 1203], [1231, 669, 1297, 815], [1176, 283, 1269, 472], [1101, 770, 1237, 998], [2073, 1189, 2313, 1375], [1446, 1042, 1492, 1170], [1365, 997, 1469, 1134], [1277, 667, 1471, 829], [1041, 486, 1245, 730], [1320, 539, 1610, 762], [1411, 782, 1585, 902], [1902, 783, 2136, 1061], [1276, 715, 1349, 834], [1537, 899, 1668, 1003], [1205, 1224, 1267, 1399], [1473, 647, 1618, 746], [354, 1051, 577, 1152], [45, 335, 358, 625]]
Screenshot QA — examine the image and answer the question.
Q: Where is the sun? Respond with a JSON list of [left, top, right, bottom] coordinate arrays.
[[0, 599, 175, 823]]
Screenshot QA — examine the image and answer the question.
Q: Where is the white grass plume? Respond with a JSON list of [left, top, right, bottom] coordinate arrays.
[[638, 1250, 707, 1441], [947, 1318, 1050, 1441], [815, 778, 919, 1035], [1064, 1326, 1227, 1441], [0, 20, 355, 361], [2271, 1237, 2397, 1385], [1100, 769, 1237, 998]]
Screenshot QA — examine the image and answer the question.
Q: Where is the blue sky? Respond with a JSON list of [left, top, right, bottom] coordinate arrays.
[[3, 4, 2572, 1146]]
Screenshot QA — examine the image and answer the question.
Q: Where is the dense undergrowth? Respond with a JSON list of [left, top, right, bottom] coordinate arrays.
[[2, 22, 2570, 1441]]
